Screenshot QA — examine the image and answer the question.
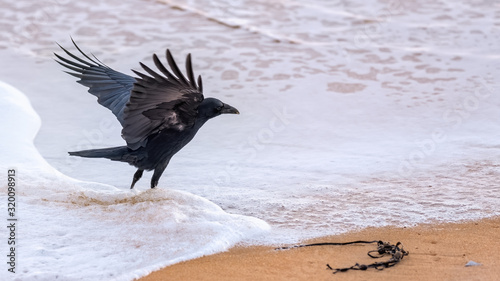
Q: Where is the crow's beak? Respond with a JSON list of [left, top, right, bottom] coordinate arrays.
[[221, 103, 240, 114]]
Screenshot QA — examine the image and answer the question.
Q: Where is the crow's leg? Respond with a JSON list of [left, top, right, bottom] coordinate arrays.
[[151, 165, 168, 189], [130, 169, 144, 189]]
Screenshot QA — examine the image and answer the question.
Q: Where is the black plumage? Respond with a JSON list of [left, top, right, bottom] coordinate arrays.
[[55, 40, 239, 189]]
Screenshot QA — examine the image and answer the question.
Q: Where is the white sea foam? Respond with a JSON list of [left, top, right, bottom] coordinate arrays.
[[0, 0, 499, 279]]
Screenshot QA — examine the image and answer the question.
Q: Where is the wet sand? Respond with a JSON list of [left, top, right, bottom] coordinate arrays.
[[138, 217, 500, 281]]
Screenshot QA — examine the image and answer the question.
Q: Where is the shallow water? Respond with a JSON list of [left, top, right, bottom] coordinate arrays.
[[0, 0, 499, 280]]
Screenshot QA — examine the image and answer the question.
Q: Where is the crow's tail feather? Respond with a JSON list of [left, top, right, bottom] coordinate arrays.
[[69, 146, 129, 161]]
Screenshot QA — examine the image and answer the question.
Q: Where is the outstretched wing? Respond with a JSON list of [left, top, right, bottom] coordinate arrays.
[[54, 39, 135, 125], [122, 50, 204, 150]]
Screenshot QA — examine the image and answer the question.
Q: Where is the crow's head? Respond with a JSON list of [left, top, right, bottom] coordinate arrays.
[[197, 97, 239, 120]]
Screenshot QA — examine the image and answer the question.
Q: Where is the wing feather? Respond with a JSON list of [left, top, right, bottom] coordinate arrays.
[[166, 49, 189, 85], [185, 54, 197, 89], [153, 54, 182, 84], [197, 75, 203, 93]]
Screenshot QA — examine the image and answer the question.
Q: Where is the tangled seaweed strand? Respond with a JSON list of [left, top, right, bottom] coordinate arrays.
[[328, 241, 408, 273], [277, 240, 409, 274]]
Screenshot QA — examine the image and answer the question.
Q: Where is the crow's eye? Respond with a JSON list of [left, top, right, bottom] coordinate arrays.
[[216, 106, 223, 111]]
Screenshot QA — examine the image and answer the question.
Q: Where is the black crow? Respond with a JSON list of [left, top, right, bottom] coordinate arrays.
[[55, 40, 239, 189]]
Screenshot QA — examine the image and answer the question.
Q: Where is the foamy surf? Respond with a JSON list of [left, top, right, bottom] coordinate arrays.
[[0, 81, 270, 280]]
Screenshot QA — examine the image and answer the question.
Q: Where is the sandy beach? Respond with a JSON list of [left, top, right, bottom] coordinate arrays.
[[138, 217, 500, 281]]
